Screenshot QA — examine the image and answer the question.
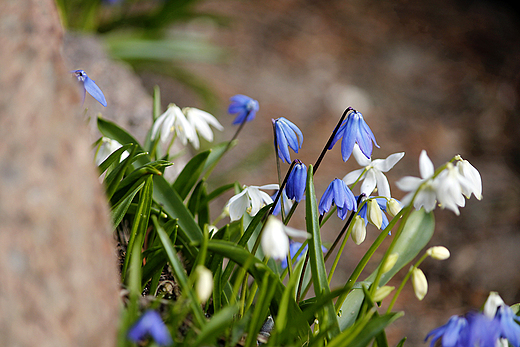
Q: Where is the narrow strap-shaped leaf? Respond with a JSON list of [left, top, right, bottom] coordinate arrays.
[[98, 143, 134, 175], [110, 178, 145, 229], [305, 165, 340, 338], [173, 150, 210, 200], [104, 145, 138, 199], [193, 305, 239, 347], [199, 182, 235, 207]]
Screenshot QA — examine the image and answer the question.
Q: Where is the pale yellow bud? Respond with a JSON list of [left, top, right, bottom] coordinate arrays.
[[351, 215, 366, 245], [381, 253, 399, 274], [411, 268, 428, 301], [195, 265, 213, 303], [386, 198, 402, 218], [426, 246, 450, 260], [367, 199, 383, 229], [373, 286, 395, 302]]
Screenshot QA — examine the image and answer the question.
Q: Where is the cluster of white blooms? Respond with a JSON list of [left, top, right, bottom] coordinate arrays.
[[396, 151, 482, 215], [151, 104, 224, 150]]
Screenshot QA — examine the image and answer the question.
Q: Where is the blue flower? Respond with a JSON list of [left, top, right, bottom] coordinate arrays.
[[425, 315, 468, 347], [127, 310, 173, 346], [495, 305, 520, 347], [318, 179, 357, 220], [281, 241, 327, 269], [357, 197, 390, 230], [72, 70, 107, 107], [271, 189, 293, 216], [328, 110, 378, 162], [228, 94, 259, 125], [286, 161, 307, 202], [274, 118, 303, 163]]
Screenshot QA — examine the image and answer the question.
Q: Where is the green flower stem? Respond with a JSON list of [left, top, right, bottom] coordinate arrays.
[[279, 240, 309, 280], [296, 251, 310, 303], [386, 253, 429, 313], [327, 213, 357, 284], [165, 132, 177, 159]]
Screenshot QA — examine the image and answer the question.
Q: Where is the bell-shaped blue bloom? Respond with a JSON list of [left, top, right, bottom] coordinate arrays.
[[127, 310, 173, 346], [274, 118, 303, 163], [281, 241, 327, 269], [228, 94, 259, 125], [357, 197, 389, 230], [328, 110, 378, 162], [425, 315, 468, 347], [72, 70, 107, 107], [286, 161, 307, 202], [271, 189, 293, 216], [495, 305, 520, 347], [318, 179, 357, 220]]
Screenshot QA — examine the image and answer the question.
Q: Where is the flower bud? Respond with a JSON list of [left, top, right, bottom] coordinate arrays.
[[373, 286, 395, 302], [411, 268, 428, 301], [381, 253, 399, 274], [483, 291, 505, 318], [426, 246, 450, 260], [351, 215, 366, 245], [195, 265, 213, 303], [386, 198, 402, 218], [367, 199, 383, 229]]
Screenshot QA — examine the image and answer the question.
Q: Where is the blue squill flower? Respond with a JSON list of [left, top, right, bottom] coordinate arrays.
[[127, 310, 173, 346], [425, 315, 468, 347], [72, 70, 107, 107], [281, 241, 327, 269], [318, 178, 357, 220], [274, 118, 303, 163], [228, 94, 259, 125], [286, 161, 307, 202], [328, 110, 378, 162], [271, 189, 293, 216], [494, 305, 520, 347]]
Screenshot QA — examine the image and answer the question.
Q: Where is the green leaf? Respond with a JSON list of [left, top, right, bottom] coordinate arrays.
[[104, 145, 139, 199], [141, 221, 178, 287], [395, 337, 407, 347], [97, 143, 134, 175], [193, 305, 239, 347], [305, 165, 339, 338], [200, 183, 235, 207], [244, 272, 277, 347], [173, 150, 210, 200], [110, 178, 146, 229]]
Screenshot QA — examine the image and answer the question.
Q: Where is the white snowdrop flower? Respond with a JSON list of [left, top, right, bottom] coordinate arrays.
[[226, 184, 279, 221], [351, 215, 366, 245], [194, 265, 213, 303], [483, 292, 506, 318], [151, 103, 197, 146], [261, 216, 309, 260], [426, 246, 450, 260], [343, 144, 404, 198], [95, 137, 129, 166], [456, 158, 482, 200], [435, 162, 473, 216], [396, 150, 437, 212], [183, 107, 224, 150], [386, 198, 402, 218], [411, 267, 428, 301]]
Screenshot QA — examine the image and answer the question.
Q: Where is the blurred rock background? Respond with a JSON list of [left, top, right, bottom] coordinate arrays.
[[62, 0, 520, 345]]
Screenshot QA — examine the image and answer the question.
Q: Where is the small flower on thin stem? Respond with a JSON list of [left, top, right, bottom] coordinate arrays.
[[127, 310, 173, 346], [95, 137, 129, 166], [319, 178, 357, 220], [228, 94, 259, 125], [426, 246, 450, 260], [456, 158, 482, 200], [261, 216, 309, 260], [351, 215, 366, 245], [425, 315, 468, 347], [194, 265, 213, 303], [328, 109, 379, 162], [71, 70, 107, 107], [435, 162, 472, 215], [286, 161, 307, 202], [273, 118, 304, 163], [357, 196, 390, 230], [411, 267, 428, 300], [151, 104, 197, 145], [386, 198, 402, 217], [343, 144, 404, 198], [184, 107, 224, 149], [226, 184, 279, 221]]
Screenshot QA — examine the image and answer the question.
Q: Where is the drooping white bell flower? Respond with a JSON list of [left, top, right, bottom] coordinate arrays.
[[151, 103, 197, 146], [434, 162, 473, 216], [261, 216, 309, 260], [183, 107, 224, 150], [456, 158, 482, 200], [95, 137, 129, 166], [343, 144, 404, 198], [226, 184, 279, 221]]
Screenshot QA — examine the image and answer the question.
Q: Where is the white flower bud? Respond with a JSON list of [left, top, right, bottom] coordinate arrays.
[[367, 199, 383, 229], [386, 198, 402, 218], [195, 265, 213, 303], [351, 215, 366, 245], [411, 268, 428, 301], [381, 253, 399, 274], [483, 292, 505, 318], [426, 246, 450, 260], [373, 286, 395, 302]]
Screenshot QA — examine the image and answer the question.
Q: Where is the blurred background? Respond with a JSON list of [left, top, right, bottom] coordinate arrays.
[[59, 0, 520, 345]]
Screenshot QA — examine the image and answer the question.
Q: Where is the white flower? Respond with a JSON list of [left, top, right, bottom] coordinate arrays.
[[367, 199, 383, 229], [483, 292, 505, 318], [386, 198, 402, 218], [183, 107, 224, 150], [456, 158, 482, 200], [261, 216, 309, 260], [411, 267, 428, 301], [351, 215, 366, 245], [343, 144, 404, 198], [426, 246, 450, 260], [95, 137, 129, 166], [194, 265, 213, 303], [435, 162, 472, 215], [151, 103, 197, 146], [226, 184, 279, 221], [395, 150, 437, 212]]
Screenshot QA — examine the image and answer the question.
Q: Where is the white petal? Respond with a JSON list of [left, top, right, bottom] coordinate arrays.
[[227, 190, 249, 221], [360, 169, 377, 196], [374, 170, 391, 198], [351, 216, 366, 245], [151, 111, 169, 141], [262, 217, 289, 260], [283, 225, 310, 239], [247, 188, 273, 216], [343, 169, 366, 185], [373, 152, 405, 172], [483, 292, 505, 318], [395, 176, 423, 192], [419, 150, 434, 179], [414, 187, 437, 212], [352, 144, 372, 166], [257, 184, 280, 190]]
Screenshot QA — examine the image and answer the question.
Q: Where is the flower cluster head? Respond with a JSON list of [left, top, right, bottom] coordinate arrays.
[[273, 118, 304, 163], [228, 94, 259, 125], [286, 160, 307, 202], [343, 144, 404, 198], [328, 108, 379, 162], [425, 292, 520, 347], [319, 178, 357, 220], [396, 151, 482, 215], [261, 216, 309, 260], [127, 310, 173, 346], [226, 184, 279, 221], [71, 69, 107, 107], [151, 104, 223, 150]]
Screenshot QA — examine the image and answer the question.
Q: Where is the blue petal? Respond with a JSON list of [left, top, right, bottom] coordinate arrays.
[[319, 183, 334, 215], [286, 163, 307, 202], [328, 120, 346, 150], [128, 311, 173, 346], [83, 75, 107, 107], [276, 124, 292, 163], [340, 118, 356, 162]]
